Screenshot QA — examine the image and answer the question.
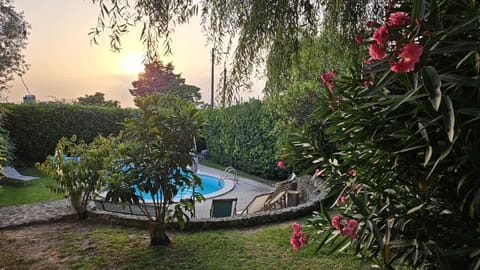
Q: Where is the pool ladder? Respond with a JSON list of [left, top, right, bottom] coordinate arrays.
[[220, 166, 239, 187]]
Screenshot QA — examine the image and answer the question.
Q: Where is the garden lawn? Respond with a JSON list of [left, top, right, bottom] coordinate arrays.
[[0, 219, 359, 269], [0, 167, 64, 207]]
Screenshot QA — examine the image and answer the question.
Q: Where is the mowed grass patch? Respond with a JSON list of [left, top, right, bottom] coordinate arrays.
[[0, 220, 359, 270], [0, 167, 64, 207]]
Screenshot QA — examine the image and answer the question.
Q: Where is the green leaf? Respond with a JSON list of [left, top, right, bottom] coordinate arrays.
[[422, 66, 442, 111], [364, 70, 396, 97], [424, 146, 432, 167], [442, 96, 455, 142], [440, 74, 480, 88], [407, 203, 425, 215], [411, 0, 425, 23]]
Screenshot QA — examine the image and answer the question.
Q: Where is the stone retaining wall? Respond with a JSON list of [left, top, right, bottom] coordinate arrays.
[[87, 175, 326, 231]]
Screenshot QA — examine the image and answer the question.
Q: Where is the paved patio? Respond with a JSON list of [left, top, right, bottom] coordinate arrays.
[[0, 165, 274, 229]]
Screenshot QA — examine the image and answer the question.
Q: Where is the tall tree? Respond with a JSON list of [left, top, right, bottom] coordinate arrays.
[[0, 0, 29, 92], [129, 61, 201, 102], [89, 0, 385, 105], [77, 92, 120, 107]]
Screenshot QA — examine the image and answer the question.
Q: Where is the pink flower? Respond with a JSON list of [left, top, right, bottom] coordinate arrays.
[[336, 195, 347, 206], [341, 219, 359, 238], [365, 20, 377, 27], [277, 160, 286, 169], [400, 42, 424, 62], [416, 18, 425, 25], [369, 43, 387, 60], [314, 169, 325, 177], [390, 42, 424, 73], [348, 169, 357, 177], [331, 215, 343, 231], [321, 70, 336, 85], [389, 12, 410, 26], [346, 219, 358, 229], [386, 1, 394, 10], [290, 223, 309, 251], [321, 70, 337, 93], [354, 34, 364, 44], [373, 24, 389, 45], [423, 31, 433, 37]]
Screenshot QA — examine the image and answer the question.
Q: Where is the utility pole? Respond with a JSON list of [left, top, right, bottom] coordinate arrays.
[[222, 62, 227, 108], [210, 48, 215, 109]]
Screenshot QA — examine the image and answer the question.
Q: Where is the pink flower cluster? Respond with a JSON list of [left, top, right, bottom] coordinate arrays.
[[321, 69, 337, 93], [290, 223, 309, 251], [363, 9, 428, 73], [277, 160, 286, 169], [331, 215, 359, 239]]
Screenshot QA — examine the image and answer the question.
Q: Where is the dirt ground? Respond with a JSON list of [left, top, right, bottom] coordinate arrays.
[[0, 219, 145, 269]]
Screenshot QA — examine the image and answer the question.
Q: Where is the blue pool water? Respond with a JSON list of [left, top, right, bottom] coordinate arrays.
[[136, 174, 224, 201]]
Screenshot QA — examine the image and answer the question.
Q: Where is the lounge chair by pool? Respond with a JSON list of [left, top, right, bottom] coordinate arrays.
[[2, 166, 39, 183]]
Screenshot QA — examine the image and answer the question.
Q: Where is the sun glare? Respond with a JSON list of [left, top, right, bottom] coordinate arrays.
[[120, 53, 145, 75]]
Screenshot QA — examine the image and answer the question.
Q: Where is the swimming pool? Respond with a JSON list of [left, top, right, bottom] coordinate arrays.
[[129, 173, 235, 202]]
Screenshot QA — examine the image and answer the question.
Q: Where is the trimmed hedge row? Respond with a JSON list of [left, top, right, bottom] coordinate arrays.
[[3, 103, 136, 165], [205, 100, 286, 180]]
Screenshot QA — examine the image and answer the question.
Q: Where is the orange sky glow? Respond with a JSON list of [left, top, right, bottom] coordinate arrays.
[[7, 0, 264, 108]]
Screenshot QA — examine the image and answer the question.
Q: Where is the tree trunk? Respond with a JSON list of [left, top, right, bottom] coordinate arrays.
[[70, 195, 87, 219], [149, 223, 171, 246]]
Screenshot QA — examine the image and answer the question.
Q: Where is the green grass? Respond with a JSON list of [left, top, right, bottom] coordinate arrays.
[[1, 220, 360, 269], [0, 167, 64, 207], [200, 160, 277, 187]]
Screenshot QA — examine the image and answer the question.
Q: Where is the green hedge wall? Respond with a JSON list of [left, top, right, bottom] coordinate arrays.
[[205, 100, 286, 180], [3, 103, 136, 165]]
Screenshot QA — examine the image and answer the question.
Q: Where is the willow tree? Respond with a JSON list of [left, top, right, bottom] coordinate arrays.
[[0, 0, 30, 92], [89, 0, 385, 105]]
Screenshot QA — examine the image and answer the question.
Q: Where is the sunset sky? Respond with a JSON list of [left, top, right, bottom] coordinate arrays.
[[8, 0, 264, 108]]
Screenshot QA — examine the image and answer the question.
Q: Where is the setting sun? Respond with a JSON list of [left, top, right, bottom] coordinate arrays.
[[120, 53, 145, 75]]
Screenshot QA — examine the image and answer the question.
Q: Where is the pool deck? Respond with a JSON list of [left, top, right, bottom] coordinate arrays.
[[0, 165, 274, 229], [191, 165, 274, 218]]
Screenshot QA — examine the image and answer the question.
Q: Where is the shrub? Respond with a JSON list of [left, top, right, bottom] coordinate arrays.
[[283, 1, 480, 268], [205, 100, 287, 180], [36, 135, 117, 219], [3, 103, 135, 165]]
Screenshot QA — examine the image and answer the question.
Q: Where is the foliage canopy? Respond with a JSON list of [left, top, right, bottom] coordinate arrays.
[[0, 0, 30, 92]]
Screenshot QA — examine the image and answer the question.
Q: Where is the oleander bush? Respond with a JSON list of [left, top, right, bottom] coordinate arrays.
[[282, 0, 480, 269]]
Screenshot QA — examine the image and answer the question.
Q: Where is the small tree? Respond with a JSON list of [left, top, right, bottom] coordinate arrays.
[[129, 60, 201, 103], [37, 135, 116, 219], [104, 94, 205, 246], [77, 92, 120, 107]]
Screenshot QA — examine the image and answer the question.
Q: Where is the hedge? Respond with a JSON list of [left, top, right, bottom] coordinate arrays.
[[205, 100, 287, 180], [3, 103, 136, 165]]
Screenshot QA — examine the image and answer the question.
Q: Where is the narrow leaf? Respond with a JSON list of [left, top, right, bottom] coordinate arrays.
[[424, 146, 432, 167], [442, 96, 455, 142], [364, 70, 396, 97], [407, 203, 425, 215], [422, 66, 442, 111], [440, 74, 480, 88]]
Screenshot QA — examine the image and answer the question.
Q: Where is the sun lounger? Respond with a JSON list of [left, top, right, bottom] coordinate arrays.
[[2, 166, 39, 183], [238, 176, 297, 215], [237, 192, 272, 215]]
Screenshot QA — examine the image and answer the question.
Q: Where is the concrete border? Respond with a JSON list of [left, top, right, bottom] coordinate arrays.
[[87, 175, 326, 231]]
